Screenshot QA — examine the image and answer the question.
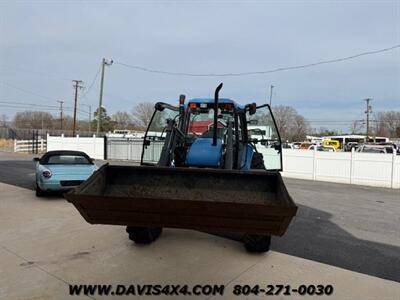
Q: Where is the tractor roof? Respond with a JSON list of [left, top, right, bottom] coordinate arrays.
[[188, 98, 242, 108]]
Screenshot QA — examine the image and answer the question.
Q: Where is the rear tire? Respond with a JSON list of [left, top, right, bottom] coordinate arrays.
[[243, 152, 271, 253], [35, 184, 45, 197], [126, 226, 162, 244]]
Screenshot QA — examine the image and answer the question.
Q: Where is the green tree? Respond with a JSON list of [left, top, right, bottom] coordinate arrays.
[[93, 106, 115, 132]]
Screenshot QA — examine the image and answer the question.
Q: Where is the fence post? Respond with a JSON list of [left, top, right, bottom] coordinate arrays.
[[350, 147, 355, 185], [13, 139, 17, 152], [31, 131, 35, 154], [391, 151, 396, 189], [312, 147, 317, 180], [103, 135, 108, 160], [93, 134, 96, 158]]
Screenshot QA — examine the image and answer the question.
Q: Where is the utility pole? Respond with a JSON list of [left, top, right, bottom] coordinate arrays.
[[72, 80, 83, 136], [57, 100, 64, 130], [97, 58, 113, 135], [269, 85, 274, 107], [88, 105, 92, 133], [82, 103, 92, 133], [364, 98, 373, 142]]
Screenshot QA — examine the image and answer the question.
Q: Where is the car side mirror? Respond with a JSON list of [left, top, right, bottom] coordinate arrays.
[[143, 140, 150, 146], [33, 157, 39, 162], [91, 158, 95, 161]]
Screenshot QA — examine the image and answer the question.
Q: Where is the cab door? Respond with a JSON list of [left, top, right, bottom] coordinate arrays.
[[140, 104, 179, 165], [247, 104, 282, 171]]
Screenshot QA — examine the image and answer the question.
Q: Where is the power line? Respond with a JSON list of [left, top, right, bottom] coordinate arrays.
[[0, 103, 88, 115], [0, 104, 61, 112], [0, 65, 72, 81], [115, 44, 400, 77], [81, 65, 101, 99], [0, 100, 59, 108], [0, 80, 57, 102]]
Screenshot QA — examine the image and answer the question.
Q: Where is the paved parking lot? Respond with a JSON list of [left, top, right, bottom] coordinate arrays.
[[0, 152, 399, 299]]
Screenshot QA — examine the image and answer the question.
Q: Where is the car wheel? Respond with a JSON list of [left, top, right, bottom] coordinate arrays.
[[35, 184, 45, 197], [126, 226, 162, 244]]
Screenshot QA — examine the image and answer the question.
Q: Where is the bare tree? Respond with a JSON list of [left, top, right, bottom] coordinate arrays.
[[272, 105, 310, 141], [132, 102, 154, 129], [0, 114, 7, 127], [112, 111, 132, 129], [374, 111, 400, 138], [13, 111, 54, 129], [349, 120, 363, 134]]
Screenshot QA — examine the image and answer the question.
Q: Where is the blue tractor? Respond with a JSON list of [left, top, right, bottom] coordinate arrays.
[[66, 83, 296, 253], [126, 83, 289, 252]]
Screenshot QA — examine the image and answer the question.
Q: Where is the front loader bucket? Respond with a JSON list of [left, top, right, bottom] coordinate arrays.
[[65, 164, 297, 236]]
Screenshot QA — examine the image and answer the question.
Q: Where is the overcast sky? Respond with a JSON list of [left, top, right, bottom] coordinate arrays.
[[1, 0, 399, 132]]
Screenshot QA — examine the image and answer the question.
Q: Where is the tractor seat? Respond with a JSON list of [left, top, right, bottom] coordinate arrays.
[[186, 138, 223, 168]]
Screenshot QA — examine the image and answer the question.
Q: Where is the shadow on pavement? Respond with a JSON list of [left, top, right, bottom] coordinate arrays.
[[1, 158, 399, 282], [272, 204, 400, 282], [0, 160, 36, 190]]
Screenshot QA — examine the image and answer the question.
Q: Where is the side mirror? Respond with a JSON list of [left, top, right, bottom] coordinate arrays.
[[91, 158, 96, 161], [248, 103, 257, 115], [143, 140, 150, 146], [33, 157, 39, 162]]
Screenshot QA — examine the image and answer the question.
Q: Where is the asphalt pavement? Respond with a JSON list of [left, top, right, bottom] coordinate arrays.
[[0, 151, 399, 283]]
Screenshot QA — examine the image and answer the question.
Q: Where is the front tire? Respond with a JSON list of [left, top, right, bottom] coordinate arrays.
[[126, 226, 162, 244], [244, 234, 271, 253], [35, 184, 45, 197], [243, 152, 271, 253]]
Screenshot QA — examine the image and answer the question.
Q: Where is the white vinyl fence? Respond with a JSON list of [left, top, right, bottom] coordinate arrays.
[[46, 134, 400, 189], [14, 139, 46, 153], [281, 149, 400, 189], [106, 138, 164, 163], [47, 134, 104, 159]]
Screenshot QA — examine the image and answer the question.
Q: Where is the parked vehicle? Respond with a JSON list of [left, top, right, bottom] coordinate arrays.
[[299, 142, 314, 150], [308, 145, 336, 152], [34, 150, 97, 197], [345, 142, 359, 152], [322, 139, 340, 150], [356, 144, 394, 154], [66, 84, 297, 253], [292, 142, 302, 149], [374, 142, 398, 154], [282, 142, 294, 149]]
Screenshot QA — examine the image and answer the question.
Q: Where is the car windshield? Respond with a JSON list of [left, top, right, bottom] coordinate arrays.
[[45, 155, 92, 165]]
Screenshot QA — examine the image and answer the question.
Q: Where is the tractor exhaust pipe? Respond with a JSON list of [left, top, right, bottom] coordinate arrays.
[[213, 83, 223, 146]]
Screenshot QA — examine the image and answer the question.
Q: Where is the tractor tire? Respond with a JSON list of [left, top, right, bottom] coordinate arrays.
[[35, 184, 45, 197], [243, 234, 271, 253], [243, 152, 271, 253], [126, 226, 162, 244]]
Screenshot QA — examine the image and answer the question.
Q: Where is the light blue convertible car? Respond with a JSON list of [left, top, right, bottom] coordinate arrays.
[[34, 150, 97, 197]]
